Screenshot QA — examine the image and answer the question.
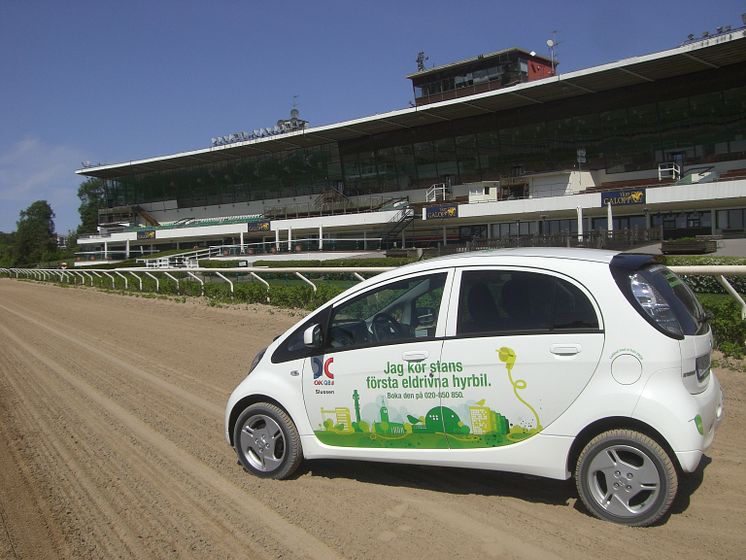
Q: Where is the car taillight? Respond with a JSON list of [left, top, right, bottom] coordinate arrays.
[[629, 272, 683, 337]]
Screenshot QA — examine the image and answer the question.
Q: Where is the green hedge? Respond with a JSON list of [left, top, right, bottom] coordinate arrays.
[[204, 280, 349, 310], [251, 257, 417, 268], [697, 294, 746, 358], [199, 259, 247, 268]]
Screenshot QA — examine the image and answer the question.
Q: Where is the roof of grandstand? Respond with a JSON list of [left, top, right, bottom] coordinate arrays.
[[127, 214, 264, 231], [77, 31, 746, 180]]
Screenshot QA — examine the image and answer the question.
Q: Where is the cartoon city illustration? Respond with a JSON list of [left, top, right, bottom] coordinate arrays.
[[313, 347, 541, 449]]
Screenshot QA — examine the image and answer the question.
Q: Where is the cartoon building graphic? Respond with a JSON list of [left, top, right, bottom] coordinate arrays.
[[320, 407, 354, 433], [469, 404, 510, 435], [469, 406, 493, 435]]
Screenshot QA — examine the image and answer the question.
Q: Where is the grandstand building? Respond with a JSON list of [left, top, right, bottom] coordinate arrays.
[[76, 29, 746, 263]]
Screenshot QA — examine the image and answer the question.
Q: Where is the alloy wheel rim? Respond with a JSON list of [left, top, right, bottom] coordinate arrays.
[[585, 444, 661, 518], [239, 414, 285, 472]]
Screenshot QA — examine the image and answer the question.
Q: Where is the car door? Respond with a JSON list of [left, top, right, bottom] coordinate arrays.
[[302, 269, 454, 450], [438, 267, 604, 449]]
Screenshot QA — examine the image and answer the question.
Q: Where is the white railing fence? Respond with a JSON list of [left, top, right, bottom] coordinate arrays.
[[1, 265, 745, 319], [0, 266, 395, 301]]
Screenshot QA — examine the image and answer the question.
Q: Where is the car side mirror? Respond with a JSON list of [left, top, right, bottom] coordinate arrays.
[[303, 324, 323, 348]]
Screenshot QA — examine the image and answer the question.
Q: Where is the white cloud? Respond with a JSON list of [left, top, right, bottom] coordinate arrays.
[[0, 137, 86, 233]]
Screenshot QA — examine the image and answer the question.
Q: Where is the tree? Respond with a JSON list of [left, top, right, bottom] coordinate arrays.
[[0, 231, 15, 267], [14, 200, 57, 266], [77, 177, 105, 236]]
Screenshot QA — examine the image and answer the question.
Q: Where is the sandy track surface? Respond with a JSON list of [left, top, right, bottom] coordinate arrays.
[[0, 279, 744, 559]]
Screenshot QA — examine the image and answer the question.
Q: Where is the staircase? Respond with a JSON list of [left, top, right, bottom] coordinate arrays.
[[314, 188, 352, 213], [134, 205, 160, 226], [381, 207, 415, 248]]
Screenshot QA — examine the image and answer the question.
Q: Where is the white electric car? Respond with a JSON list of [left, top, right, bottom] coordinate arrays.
[[225, 248, 724, 526]]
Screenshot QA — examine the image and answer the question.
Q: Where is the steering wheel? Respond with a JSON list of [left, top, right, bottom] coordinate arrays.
[[329, 326, 355, 348], [371, 312, 404, 341]]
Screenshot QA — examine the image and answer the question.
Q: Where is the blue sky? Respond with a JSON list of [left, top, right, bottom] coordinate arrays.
[[1, 0, 743, 234]]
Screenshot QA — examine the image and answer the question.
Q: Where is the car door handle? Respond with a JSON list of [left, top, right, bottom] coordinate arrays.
[[550, 344, 581, 356], [402, 351, 429, 362]]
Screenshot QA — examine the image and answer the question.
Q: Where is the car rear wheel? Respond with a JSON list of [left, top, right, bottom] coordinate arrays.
[[575, 429, 677, 526], [234, 403, 303, 479]]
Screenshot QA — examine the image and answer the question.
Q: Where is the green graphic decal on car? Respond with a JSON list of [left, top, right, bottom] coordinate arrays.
[[313, 347, 541, 449], [498, 346, 542, 431]]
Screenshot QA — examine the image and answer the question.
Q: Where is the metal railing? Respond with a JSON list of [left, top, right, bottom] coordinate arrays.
[[1, 264, 744, 319], [425, 183, 449, 202], [658, 162, 681, 181], [451, 228, 663, 253], [135, 237, 385, 268], [0, 266, 394, 301]]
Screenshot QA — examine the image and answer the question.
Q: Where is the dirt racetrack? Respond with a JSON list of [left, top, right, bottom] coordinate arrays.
[[1, 279, 744, 560]]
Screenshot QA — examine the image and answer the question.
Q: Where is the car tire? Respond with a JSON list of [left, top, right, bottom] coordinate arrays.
[[575, 429, 677, 526], [234, 403, 303, 479]]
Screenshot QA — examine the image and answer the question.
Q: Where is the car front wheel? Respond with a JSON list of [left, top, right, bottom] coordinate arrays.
[[575, 429, 677, 526], [234, 403, 303, 479]]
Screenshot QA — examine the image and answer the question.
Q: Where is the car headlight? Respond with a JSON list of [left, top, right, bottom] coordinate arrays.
[[247, 346, 267, 376]]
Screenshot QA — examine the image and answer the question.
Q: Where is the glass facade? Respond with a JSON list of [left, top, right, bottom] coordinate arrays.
[[103, 83, 746, 210], [716, 208, 746, 232], [413, 60, 526, 100], [651, 211, 712, 230], [591, 215, 647, 231]]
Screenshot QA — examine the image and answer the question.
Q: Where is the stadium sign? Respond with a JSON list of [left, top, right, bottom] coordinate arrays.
[[211, 120, 307, 147], [601, 189, 646, 207], [247, 221, 271, 232], [137, 230, 156, 240], [425, 204, 459, 219]]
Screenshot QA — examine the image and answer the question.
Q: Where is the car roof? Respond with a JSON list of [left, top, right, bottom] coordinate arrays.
[[395, 248, 623, 277], [423, 247, 621, 265], [324, 248, 628, 308]]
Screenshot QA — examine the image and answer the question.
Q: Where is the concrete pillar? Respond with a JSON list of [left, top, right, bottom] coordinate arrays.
[[710, 209, 716, 234], [240, 231, 245, 252], [318, 226, 323, 250], [607, 202, 614, 234], [576, 207, 584, 242], [104, 242, 108, 259], [401, 230, 406, 249], [442, 225, 447, 246], [125, 239, 130, 259], [275, 229, 280, 251], [287, 227, 293, 252]]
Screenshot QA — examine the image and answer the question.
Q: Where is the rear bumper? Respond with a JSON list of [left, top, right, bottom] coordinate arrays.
[[633, 369, 724, 473], [676, 373, 724, 472]]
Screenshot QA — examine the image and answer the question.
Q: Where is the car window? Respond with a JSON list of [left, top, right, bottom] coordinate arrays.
[[271, 307, 331, 364], [327, 273, 447, 349], [456, 270, 598, 335]]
